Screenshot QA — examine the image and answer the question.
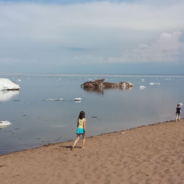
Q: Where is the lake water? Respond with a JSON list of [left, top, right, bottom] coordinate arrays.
[[0, 74, 184, 155]]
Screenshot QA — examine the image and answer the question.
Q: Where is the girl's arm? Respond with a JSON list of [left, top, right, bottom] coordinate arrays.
[[77, 119, 79, 127], [83, 119, 86, 132]]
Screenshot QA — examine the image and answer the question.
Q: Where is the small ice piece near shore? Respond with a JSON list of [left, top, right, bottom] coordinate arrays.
[[0, 121, 12, 127], [44, 98, 63, 101], [150, 83, 160, 85], [0, 78, 20, 90], [140, 86, 146, 89], [74, 98, 81, 101], [17, 79, 21, 82], [75, 101, 81, 103]]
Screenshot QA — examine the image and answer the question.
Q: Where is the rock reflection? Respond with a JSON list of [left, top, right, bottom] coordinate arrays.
[[0, 90, 20, 102], [82, 86, 133, 95], [82, 88, 105, 95]]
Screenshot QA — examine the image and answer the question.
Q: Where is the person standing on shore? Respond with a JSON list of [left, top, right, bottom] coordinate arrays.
[[72, 111, 86, 150], [176, 104, 181, 122]]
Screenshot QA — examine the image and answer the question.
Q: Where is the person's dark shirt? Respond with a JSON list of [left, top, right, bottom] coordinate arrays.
[[176, 107, 181, 114]]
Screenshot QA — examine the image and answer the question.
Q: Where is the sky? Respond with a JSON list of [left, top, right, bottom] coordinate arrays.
[[0, 0, 184, 75]]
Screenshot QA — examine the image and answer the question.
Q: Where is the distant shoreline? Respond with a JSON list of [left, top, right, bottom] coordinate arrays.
[[0, 118, 180, 156], [1, 73, 184, 77]]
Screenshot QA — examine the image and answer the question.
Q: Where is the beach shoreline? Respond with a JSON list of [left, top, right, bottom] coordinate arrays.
[[0, 119, 176, 156], [0, 119, 184, 184]]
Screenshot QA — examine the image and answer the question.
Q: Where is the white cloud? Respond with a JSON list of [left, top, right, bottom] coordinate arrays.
[[0, 1, 184, 68], [0, 2, 184, 42], [108, 31, 184, 63]]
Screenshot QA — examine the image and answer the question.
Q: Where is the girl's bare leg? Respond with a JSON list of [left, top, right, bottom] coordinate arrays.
[[82, 133, 86, 149], [72, 135, 80, 150]]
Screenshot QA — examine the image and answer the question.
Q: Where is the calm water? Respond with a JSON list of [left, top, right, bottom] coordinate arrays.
[[0, 74, 184, 155]]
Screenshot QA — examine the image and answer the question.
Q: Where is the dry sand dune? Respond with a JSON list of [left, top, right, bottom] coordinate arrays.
[[0, 119, 184, 184]]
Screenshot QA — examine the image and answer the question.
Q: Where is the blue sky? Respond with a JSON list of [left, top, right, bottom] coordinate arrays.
[[0, 0, 184, 74]]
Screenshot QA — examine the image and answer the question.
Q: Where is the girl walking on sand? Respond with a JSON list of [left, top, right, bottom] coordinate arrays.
[[176, 104, 182, 122], [72, 111, 86, 150]]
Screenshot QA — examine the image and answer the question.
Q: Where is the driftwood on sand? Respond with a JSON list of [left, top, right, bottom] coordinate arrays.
[[81, 79, 133, 89]]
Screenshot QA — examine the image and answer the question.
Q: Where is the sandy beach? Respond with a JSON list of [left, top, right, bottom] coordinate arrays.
[[0, 119, 184, 184]]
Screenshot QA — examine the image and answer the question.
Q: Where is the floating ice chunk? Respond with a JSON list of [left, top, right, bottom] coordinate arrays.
[[0, 121, 12, 127], [74, 101, 81, 103], [142, 79, 145, 82], [150, 83, 160, 85], [44, 98, 63, 101], [140, 86, 146, 89], [74, 98, 81, 101], [17, 79, 21, 82], [0, 78, 20, 90]]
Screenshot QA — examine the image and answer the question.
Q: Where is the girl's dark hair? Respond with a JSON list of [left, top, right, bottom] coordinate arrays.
[[79, 111, 85, 119]]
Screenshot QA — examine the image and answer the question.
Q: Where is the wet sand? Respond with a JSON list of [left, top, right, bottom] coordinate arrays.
[[0, 119, 184, 184]]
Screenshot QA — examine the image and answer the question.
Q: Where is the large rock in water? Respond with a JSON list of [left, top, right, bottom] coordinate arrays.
[[0, 78, 20, 91], [81, 79, 133, 89]]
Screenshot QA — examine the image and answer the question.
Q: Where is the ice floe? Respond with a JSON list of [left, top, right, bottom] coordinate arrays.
[[43, 98, 64, 101], [43, 98, 82, 102], [140, 86, 146, 89], [0, 121, 12, 128], [74, 98, 82, 101], [0, 78, 20, 90], [149, 83, 160, 85], [74, 101, 81, 103]]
